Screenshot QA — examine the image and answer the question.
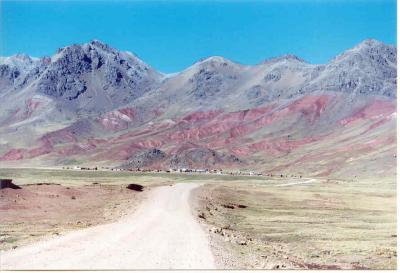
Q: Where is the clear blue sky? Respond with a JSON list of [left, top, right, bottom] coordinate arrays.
[[0, 0, 396, 73]]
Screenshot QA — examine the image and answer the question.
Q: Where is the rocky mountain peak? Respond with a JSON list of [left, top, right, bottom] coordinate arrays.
[[332, 39, 396, 65], [198, 56, 235, 64], [53, 40, 127, 67], [355, 38, 389, 50], [9, 53, 35, 62], [0, 53, 49, 91], [302, 39, 397, 98], [35, 40, 163, 111], [0, 54, 41, 70], [87, 39, 115, 53], [262, 54, 306, 65], [177, 56, 243, 101], [191, 56, 242, 72]]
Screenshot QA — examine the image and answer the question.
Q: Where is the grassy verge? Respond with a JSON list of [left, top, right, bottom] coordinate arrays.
[[195, 178, 397, 269]]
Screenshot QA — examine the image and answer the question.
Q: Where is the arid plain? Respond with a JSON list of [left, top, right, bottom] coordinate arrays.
[[0, 168, 395, 269]]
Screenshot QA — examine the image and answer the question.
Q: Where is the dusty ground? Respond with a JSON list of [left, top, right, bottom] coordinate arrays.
[[194, 177, 397, 270], [0, 168, 396, 269], [0, 167, 262, 253], [0, 183, 156, 251], [1, 183, 215, 269]]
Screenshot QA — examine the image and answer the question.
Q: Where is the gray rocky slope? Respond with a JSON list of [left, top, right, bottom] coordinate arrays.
[[134, 39, 396, 116], [0, 39, 395, 118], [0, 40, 162, 120]]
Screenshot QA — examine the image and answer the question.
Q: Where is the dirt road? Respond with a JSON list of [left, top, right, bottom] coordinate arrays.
[[0, 183, 215, 269], [275, 179, 317, 187]]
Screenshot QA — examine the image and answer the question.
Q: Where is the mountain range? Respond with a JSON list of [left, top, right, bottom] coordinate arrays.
[[0, 39, 396, 179]]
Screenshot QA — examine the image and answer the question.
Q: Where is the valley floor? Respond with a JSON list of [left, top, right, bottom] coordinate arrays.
[[0, 168, 396, 269]]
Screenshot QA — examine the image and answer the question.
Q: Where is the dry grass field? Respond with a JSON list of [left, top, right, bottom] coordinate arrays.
[[194, 177, 397, 269]]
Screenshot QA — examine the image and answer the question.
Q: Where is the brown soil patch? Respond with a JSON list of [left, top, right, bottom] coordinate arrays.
[[0, 183, 148, 250]]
